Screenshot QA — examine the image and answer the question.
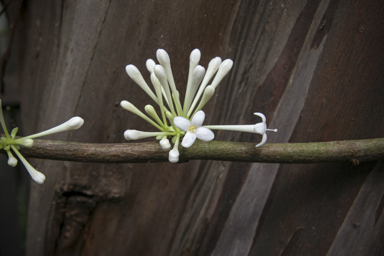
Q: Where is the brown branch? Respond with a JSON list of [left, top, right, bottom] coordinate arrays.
[[11, 138, 384, 164]]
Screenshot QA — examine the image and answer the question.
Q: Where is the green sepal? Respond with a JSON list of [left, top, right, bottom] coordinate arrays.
[[11, 127, 19, 139]]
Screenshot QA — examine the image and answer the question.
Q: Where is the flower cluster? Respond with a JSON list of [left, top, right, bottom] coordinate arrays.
[[121, 49, 230, 162], [0, 100, 84, 183], [1, 48, 277, 183], [121, 49, 277, 163]]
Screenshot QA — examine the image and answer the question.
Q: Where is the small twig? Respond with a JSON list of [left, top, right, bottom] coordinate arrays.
[[8, 138, 384, 164]]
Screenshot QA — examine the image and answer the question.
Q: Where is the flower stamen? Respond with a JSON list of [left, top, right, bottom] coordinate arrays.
[[189, 126, 197, 133]]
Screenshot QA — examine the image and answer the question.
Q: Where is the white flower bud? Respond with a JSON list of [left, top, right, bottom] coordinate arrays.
[[188, 57, 222, 115], [144, 105, 156, 115], [146, 59, 156, 73], [7, 155, 18, 167], [192, 65, 206, 85], [160, 137, 171, 149], [125, 64, 158, 103], [120, 100, 133, 111], [11, 146, 46, 184], [211, 59, 233, 89], [124, 130, 169, 141], [220, 59, 234, 73], [124, 130, 141, 140], [168, 149, 179, 163], [145, 104, 163, 126], [190, 49, 201, 65], [20, 117, 84, 140], [125, 64, 143, 81], [31, 171, 46, 184], [66, 117, 84, 130], [207, 57, 222, 73], [18, 138, 34, 147], [156, 49, 171, 66], [154, 64, 167, 82]]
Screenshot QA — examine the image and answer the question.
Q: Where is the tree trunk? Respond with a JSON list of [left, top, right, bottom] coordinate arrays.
[[4, 0, 384, 255]]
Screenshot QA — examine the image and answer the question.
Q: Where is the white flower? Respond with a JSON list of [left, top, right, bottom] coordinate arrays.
[[204, 112, 277, 147], [173, 110, 214, 148], [252, 113, 278, 147]]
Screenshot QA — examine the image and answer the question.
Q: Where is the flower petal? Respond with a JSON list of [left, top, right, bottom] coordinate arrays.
[[195, 127, 215, 141], [181, 131, 197, 148], [173, 116, 191, 132], [256, 133, 267, 147], [191, 110, 205, 127]]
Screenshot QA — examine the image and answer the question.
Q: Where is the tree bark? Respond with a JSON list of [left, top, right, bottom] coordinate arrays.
[[4, 0, 384, 255]]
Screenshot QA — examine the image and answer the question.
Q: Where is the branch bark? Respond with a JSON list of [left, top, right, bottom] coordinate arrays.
[[12, 138, 384, 164]]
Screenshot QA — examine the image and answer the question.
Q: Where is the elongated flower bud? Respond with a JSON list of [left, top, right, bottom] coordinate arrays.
[[150, 73, 170, 108], [211, 59, 233, 89], [156, 49, 171, 66], [189, 85, 215, 117], [154, 65, 171, 97], [6, 150, 18, 167], [121, 100, 163, 131], [154, 65, 168, 84], [11, 145, 46, 184], [189, 57, 222, 116], [190, 49, 201, 65], [146, 59, 156, 73], [156, 49, 179, 102], [145, 104, 164, 127], [66, 117, 84, 130], [184, 65, 205, 114], [124, 130, 169, 140], [20, 117, 84, 140], [126, 64, 158, 103], [154, 65, 176, 115], [124, 130, 142, 140]]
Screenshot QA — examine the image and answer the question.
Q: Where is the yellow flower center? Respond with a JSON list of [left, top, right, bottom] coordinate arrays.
[[189, 125, 197, 133]]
